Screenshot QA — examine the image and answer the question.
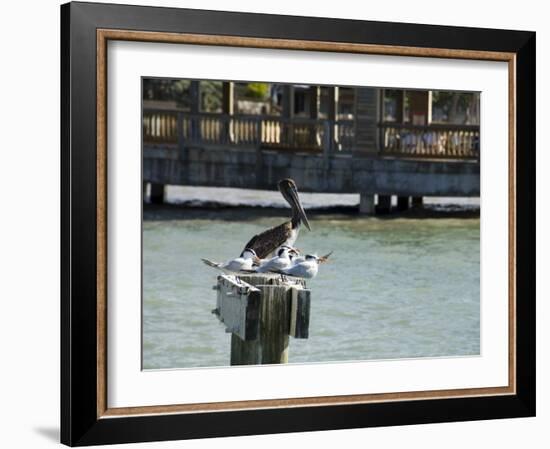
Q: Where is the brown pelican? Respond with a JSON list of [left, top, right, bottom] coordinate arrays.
[[243, 179, 311, 259], [201, 249, 260, 274]]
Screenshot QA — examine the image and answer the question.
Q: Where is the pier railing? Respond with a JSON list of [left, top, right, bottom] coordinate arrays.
[[379, 122, 480, 160], [142, 109, 480, 160], [143, 109, 354, 154]]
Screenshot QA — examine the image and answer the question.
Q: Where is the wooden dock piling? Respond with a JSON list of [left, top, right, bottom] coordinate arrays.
[[213, 274, 311, 365], [150, 183, 165, 204]]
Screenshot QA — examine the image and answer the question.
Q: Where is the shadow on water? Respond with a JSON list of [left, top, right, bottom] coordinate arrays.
[[143, 203, 480, 222]]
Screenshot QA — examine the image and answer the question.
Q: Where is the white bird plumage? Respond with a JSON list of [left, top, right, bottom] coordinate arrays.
[[256, 246, 296, 273], [201, 249, 259, 274], [278, 251, 333, 279], [200, 176, 333, 281]]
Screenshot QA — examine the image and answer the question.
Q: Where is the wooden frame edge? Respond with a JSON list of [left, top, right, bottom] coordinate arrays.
[[97, 28, 516, 61], [508, 55, 517, 395], [97, 28, 108, 418], [100, 386, 515, 418], [95, 28, 517, 419]]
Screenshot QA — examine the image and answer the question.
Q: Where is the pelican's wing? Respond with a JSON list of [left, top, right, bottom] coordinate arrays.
[[243, 221, 291, 259]]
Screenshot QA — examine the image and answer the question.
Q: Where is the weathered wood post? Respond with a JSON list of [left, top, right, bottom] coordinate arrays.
[[222, 81, 234, 144], [213, 274, 311, 365], [176, 111, 186, 161], [323, 120, 332, 171], [189, 80, 200, 142], [254, 118, 264, 189]]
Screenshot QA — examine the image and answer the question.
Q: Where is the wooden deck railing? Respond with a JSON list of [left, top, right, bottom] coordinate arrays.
[[143, 110, 354, 154], [379, 122, 480, 159], [142, 110, 480, 160]]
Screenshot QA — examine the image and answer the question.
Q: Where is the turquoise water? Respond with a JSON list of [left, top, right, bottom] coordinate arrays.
[[142, 214, 480, 369]]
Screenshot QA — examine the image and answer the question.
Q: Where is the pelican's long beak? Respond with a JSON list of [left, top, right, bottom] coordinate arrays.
[[287, 184, 311, 231]]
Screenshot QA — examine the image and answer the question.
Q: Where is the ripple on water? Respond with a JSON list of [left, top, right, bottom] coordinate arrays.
[[142, 216, 480, 369]]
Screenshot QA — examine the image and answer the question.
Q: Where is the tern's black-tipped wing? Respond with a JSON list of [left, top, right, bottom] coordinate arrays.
[[243, 221, 292, 259]]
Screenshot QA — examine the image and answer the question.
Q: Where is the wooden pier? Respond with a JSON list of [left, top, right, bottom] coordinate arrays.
[[143, 84, 480, 213], [213, 274, 311, 365]]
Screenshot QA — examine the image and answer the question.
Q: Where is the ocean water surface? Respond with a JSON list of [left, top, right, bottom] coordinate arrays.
[[142, 206, 480, 369]]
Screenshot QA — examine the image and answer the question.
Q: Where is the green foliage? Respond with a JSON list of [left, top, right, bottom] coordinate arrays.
[[432, 91, 478, 123], [244, 83, 270, 100], [142, 79, 191, 108], [200, 81, 223, 112]]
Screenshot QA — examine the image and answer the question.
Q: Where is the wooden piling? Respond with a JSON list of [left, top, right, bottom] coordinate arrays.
[[289, 287, 311, 339], [412, 196, 424, 208], [213, 274, 310, 366], [231, 285, 290, 365], [359, 192, 375, 214], [142, 181, 148, 200], [376, 194, 392, 214], [396, 196, 410, 212], [150, 183, 165, 204]]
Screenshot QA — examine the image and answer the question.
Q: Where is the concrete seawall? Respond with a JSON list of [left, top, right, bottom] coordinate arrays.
[[144, 145, 480, 197]]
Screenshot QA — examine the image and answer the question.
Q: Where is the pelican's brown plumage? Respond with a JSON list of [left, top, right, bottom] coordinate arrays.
[[243, 179, 311, 259]]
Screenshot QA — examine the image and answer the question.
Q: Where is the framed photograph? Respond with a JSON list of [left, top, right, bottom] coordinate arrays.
[[61, 1, 535, 446]]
